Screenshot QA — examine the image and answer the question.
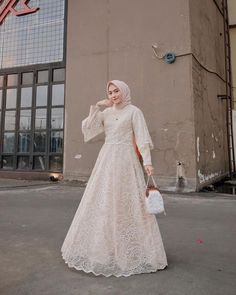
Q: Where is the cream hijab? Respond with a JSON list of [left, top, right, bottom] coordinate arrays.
[[106, 80, 153, 152], [107, 80, 132, 109]]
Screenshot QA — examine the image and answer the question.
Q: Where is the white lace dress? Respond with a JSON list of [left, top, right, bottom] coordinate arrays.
[[61, 104, 168, 277]]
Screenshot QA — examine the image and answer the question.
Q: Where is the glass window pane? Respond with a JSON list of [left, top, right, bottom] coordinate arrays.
[[0, 76, 4, 87], [19, 110, 31, 130], [18, 133, 31, 153], [34, 132, 46, 152], [2, 156, 14, 169], [33, 156, 46, 170], [17, 156, 30, 169], [53, 69, 65, 82], [0, 1, 65, 69], [6, 89, 17, 109], [51, 108, 64, 129], [35, 109, 47, 130], [3, 133, 15, 153], [21, 87, 32, 108], [22, 72, 34, 85], [7, 74, 18, 87], [50, 131, 63, 153], [52, 84, 64, 106], [49, 155, 63, 171], [36, 86, 48, 106], [0, 90, 2, 109], [4, 111, 16, 130], [37, 70, 49, 84]]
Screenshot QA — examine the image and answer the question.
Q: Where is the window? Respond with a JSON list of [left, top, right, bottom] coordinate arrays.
[[0, 0, 65, 69], [0, 67, 65, 172]]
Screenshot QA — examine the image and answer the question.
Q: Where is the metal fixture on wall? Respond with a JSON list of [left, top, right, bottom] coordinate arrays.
[[164, 53, 176, 64], [151, 44, 163, 59], [151, 44, 176, 64]]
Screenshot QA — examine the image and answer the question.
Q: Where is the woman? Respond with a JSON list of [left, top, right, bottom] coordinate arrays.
[[61, 80, 168, 277]]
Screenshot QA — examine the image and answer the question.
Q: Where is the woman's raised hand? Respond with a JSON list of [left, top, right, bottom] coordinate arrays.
[[96, 99, 113, 108]]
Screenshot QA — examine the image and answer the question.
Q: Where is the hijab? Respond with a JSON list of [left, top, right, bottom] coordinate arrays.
[[106, 80, 132, 109], [106, 80, 153, 153]]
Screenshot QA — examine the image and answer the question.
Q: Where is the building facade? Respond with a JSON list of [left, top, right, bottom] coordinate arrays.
[[0, 0, 233, 191], [64, 0, 230, 192], [0, 0, 66, 179]]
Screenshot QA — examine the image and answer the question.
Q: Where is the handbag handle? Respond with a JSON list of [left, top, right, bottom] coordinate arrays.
[[146, 175, 158, 188]]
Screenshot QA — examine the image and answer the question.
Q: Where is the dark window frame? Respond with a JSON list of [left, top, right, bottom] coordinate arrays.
[[0, 64, 65, 172], [0, 0, 67, 173]]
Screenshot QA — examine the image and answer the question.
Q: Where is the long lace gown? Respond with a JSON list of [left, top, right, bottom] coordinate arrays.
[[61, 104, 168, 277]]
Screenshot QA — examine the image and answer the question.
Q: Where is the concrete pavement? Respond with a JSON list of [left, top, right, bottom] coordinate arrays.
[[0, 180, 236, 295]]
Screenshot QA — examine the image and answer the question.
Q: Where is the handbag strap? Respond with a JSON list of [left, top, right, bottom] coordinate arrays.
[[146, 175, 158, 188]]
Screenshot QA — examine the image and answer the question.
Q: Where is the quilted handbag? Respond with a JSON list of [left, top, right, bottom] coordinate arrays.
[[145, 175, 166, 215]]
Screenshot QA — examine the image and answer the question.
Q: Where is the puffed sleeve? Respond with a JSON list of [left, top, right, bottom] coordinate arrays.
[[81, 105, 104, 142], [132, 108, 154, 166]]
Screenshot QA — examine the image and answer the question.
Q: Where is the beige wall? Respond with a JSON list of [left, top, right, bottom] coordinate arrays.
[[64, 0, 229, 191], [189, 0, 229, 188], [229, 0, 236, 24]]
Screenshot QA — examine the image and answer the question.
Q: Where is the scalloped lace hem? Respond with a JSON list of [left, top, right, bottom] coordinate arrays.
[[61, 252, 168, 278]]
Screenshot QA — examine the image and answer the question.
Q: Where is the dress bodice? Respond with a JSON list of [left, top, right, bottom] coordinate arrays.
[[103, 106, 135, 145], [82, 104, 154, 166]]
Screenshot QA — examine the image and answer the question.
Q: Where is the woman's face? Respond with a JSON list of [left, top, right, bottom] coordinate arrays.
[[108, 84, 122, 105]]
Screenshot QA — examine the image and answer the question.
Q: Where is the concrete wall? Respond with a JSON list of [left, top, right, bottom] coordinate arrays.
[[64, 0, 229, 191], [64, 0, 196, 191], [189, 0, 229, 188], [229, 0, 236, 25]]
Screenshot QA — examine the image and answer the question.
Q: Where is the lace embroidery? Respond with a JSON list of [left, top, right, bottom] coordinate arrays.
[[61, 104, 167, 277]]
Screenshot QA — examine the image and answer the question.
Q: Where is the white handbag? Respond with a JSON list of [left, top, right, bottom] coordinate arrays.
[[145, 175, 166, 215]]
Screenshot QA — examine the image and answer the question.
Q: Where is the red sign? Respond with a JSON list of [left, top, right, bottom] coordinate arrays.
[[0, 0, 39, 25]]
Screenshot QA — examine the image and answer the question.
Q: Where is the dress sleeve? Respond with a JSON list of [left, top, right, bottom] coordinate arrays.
[[81, 105, 105, 142], [132, 108, 154, 166]]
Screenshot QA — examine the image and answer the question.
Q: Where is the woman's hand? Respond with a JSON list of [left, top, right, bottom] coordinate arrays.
[[96, 99, 113, 108], [144, 165, 154, 176]]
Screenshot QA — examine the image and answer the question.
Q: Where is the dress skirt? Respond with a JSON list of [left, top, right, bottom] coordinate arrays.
[[61, 142, 168, 277]]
